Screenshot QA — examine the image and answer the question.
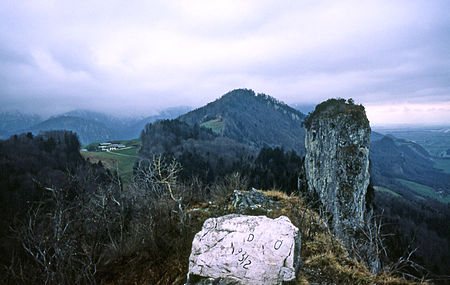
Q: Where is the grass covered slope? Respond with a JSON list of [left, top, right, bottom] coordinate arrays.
[[434, 158, 450, 174], [397, 178, 450, 203]]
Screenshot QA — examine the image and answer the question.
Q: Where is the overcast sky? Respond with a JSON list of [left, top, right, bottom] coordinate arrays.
[[0, 0, 449, 125]]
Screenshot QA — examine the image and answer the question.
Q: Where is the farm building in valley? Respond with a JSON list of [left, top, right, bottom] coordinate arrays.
[[98, 143, 126, 152]]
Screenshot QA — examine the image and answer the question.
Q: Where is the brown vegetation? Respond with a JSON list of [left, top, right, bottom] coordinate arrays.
[[0, 135, 429, 284], [101, 180, 421, 284]]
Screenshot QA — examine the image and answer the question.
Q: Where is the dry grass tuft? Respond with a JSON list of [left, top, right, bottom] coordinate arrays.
[[256, 190, 421, 285], [261, 189, 290, 200]]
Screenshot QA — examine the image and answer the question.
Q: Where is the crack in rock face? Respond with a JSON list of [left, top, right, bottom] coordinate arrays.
[[188, 214, 299, 285]]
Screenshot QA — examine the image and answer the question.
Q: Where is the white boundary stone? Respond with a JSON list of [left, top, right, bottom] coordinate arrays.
[[188, 214, 299, 285]]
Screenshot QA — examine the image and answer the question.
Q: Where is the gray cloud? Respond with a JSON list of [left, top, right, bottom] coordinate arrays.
[[0, 0, 449, 124]]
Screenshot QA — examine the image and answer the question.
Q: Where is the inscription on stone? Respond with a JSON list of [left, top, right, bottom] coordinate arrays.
[[188, 214, 299, 285]]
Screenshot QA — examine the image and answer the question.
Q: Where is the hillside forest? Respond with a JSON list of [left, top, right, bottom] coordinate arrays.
[[0, 89, 449, 284]]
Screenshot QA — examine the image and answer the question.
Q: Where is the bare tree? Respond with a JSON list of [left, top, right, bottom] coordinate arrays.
[[132, 155, 185, 226], [10, 168, 126, 284], [349, 211, 388, 274], [83, 173, 126, 265], [18, 186, 96, 284]]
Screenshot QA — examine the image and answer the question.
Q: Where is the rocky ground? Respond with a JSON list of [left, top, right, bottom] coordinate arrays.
[[104, 189, 418, 284]]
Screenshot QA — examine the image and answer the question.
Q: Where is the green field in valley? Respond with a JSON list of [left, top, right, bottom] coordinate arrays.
[[81, 138, 142, 185], [373, 186, 402, 198], [83, 138, 141, 150], [397, 178, 450, 203], [433, 158, 450, 174]]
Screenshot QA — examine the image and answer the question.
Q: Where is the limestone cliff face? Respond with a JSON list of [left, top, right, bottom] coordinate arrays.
[[304, 99, 370, 242]]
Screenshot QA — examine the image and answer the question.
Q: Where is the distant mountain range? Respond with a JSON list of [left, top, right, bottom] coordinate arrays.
[[0, 112, 42, 138], [1, 89, 448, 203], [370, 134, 450, 202], [291, 103, 316, 115], [373, 126, 450, 157], [29, 115, 118, 146], [0, 107, 191, 145]]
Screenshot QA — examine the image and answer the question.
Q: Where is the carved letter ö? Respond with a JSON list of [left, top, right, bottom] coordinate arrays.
[[274, 240, 283, 250]]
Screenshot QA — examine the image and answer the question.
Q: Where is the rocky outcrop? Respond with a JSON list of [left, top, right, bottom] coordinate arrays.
[[304, 99, 371, 243], [230, 188, 270, 212], [188, 214, 300, 285]]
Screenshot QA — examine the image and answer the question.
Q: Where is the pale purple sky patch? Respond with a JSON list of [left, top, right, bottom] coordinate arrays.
[[0, 0, 449, 125]]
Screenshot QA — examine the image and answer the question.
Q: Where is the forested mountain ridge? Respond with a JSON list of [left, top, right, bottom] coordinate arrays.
[[0, 107, 191, 145], [29, 115, 116, 145], [42, 108, 192, 144], [140, 119, 257, 182], [178, 88, 306, 155]]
